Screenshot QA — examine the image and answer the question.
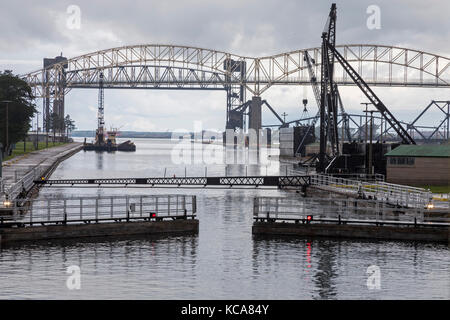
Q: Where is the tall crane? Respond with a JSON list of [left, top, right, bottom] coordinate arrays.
[[325, 42, 416, 145], [318, 3, 340, 172], [335, 84, 352, 142], [316, 3, 415, 173], [295, 51, 321, 156], [95, 71, 105, 145]]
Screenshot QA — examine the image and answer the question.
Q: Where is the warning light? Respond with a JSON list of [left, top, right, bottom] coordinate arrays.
[[41, 177, 45, 181], [306, 215, 313, 223], [151, 212, 157, 218], [3, 200, 12, 207]]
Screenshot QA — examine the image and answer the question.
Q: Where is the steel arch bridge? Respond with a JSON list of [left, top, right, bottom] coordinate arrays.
[[21, 43, 450, 130]]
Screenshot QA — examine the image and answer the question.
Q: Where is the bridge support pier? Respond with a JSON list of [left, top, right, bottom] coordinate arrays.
[[249, 96, 262, 132]]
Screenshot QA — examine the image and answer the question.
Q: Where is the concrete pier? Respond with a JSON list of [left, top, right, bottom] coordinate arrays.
[[252, 222, 449, 243], [0, 142, 82, 205], [0, 219, 199, 244]]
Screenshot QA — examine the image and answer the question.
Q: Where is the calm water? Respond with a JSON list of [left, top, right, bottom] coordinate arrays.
[[0, 138, 449, 299]]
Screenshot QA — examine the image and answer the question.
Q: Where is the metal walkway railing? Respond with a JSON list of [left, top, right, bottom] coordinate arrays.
[[34, 175, 311, 188], [1, 165, 47, 201], [307, 173, 432, 209], [0, 194, 197, 227], [253, 196, 449, 226]]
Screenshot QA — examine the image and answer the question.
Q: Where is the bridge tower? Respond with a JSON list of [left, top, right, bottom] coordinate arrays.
[[224, 58, 246, 130], [42, 55, 67, 134]]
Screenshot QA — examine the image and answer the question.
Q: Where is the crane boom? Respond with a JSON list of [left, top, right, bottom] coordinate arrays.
[[319, 3, 340, 172], [295, 51, 321, 155], [326, 42, 416, 145]]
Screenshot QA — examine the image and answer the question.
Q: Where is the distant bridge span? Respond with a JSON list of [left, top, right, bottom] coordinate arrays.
[[22, 43, 450, 98], [20, 43, 450, 131]]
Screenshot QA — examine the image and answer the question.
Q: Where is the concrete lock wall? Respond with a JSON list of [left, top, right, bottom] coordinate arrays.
[[248, 96, 262, 132], [0, 220, 199, 244], [279, 127, 294, 157], [252, 222, 449, 243]]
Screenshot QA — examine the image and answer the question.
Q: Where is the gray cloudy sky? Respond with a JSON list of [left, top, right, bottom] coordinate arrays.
[[1, 0, 449, 131]]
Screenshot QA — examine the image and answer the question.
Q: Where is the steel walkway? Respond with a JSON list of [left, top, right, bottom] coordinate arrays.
[[34, 175, 311, 188]]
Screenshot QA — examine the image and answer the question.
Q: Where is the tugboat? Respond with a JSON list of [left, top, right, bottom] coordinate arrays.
[[108, 129, 136, 152], [83, 128, 136, 152]]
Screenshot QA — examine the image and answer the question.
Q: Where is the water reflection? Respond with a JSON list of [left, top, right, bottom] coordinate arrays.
[[96, 152, 104, 170], [312, 240, 338, 299], [0, 234, 199, 299]]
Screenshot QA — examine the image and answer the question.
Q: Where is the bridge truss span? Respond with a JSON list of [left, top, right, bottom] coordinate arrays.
[[23, 43, 450, 99], [21, 43, 450, 133]]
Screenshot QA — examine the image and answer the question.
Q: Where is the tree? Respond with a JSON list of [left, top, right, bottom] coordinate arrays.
[[50, 111, 65, 143], [64, 114, 76, 139], [0, 70, 37, 157]]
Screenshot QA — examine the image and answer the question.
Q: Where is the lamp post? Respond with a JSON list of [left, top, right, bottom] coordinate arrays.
[[1, 100, 12, 180], [363, 109, 380, 175], [35, 111, 41, 150], [360, 102, 372, 142], [1, 100, 12, 157]]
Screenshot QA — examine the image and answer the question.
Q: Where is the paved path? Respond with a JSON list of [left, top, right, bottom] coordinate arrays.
[[1, 142, 82, 202]]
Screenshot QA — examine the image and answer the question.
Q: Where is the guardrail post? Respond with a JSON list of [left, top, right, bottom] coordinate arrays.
[[111, 197, 114, 218], [63, 199, 67, 225], [375, 200, 379, 222], [126, 196, 129, 222], [47, 199, 51, 222], [168, 195, 171, 217], [253, 198, 259, 220], [302, 198, 306, 218], [275, 197, 279, 220], [95, 198, 99, 223]]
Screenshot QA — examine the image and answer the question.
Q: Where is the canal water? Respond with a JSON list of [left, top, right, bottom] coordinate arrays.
[[0, 138, 449, 299]]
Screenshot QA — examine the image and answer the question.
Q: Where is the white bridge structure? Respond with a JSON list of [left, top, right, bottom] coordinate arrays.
[[20, 43, 450, 131]]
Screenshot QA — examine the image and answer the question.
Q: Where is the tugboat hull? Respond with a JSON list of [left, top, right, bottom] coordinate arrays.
[[83, 140, 136, 152]]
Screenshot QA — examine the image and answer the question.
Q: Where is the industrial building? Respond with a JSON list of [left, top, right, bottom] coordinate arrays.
[[385, 145, 450, 186]]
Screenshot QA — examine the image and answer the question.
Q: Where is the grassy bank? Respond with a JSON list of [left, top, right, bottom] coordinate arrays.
[[3, 141, 67, 161], [417, 185, 450, 194]]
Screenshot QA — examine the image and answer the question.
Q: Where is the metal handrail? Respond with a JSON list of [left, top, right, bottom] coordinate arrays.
[[0, 194, 197, 226], [308, 173, 431, 208], [253, 196, 448, 225]]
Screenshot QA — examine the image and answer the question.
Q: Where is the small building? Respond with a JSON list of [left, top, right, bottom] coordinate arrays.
[[385, 144, 450, 186]]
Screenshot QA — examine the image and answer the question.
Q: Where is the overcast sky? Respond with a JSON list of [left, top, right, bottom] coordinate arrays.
[[1, 0, 449, 131]]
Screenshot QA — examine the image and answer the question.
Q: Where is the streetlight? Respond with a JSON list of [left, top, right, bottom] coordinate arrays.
[[0, 100, 12, 180], [1, 100, 12, 154], [363, 109, 380, 175], [360, 102, 372, 142], [35, 111, 41, 150]]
